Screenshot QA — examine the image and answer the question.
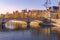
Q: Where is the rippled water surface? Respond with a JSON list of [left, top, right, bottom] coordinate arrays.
[[0, 27, 59, 40]]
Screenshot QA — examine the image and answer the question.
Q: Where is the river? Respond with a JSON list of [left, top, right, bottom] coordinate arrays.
[[0, 27, 59, 40]]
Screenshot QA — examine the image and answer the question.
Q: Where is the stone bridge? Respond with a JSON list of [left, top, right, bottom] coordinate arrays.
[[0, 18, 45, 23], [0, 18, 45, 29], [0, 18, 54, 29]]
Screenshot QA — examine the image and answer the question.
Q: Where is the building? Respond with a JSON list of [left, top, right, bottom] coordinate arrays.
[[49, 6, 59, 12], [48, 2, 60, 19], [0, 14, 4, 18], [58, 2, 60, 9]]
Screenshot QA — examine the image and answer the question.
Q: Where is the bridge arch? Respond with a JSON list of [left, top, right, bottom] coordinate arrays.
[[5, 20, 27, 30]]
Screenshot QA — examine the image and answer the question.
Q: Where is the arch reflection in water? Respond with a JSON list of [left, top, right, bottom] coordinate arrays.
[[5, 20, 27, 30], [30, 20, 42, 28]]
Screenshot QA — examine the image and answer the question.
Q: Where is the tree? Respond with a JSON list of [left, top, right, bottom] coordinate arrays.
[[5, 12, 11, 18], [12, 10, 20, 18], [20, 10, 27, 18]]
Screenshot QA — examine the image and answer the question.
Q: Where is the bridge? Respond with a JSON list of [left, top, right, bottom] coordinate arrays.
[[0, 17, 58, 30], [0, 18, 45, 29], [0, 18, 46, 23]]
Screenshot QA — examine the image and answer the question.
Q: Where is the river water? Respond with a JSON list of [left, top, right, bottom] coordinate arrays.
[[0, 27, 59, 40]]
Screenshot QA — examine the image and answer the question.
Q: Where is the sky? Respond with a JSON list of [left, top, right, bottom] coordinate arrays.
[[0, 0, 60, 14]]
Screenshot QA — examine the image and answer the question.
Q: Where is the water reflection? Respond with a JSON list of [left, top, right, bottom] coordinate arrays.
[[0, 19, 60, 40], [0, 27, 59, 40], [54, 30, 60, 40], [30, 28, 50, 40]]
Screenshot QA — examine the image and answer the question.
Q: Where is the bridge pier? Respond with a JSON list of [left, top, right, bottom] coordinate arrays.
[[1, 22, 6, 31], [27, 18, 30, 29], [27, 22, 30, 29]]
